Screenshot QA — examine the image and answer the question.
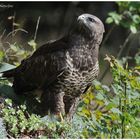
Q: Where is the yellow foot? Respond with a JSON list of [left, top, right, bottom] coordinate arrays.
[[53, 112, 65, 122]]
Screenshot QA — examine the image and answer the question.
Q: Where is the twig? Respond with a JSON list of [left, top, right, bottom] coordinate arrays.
[[34, 16, 41, 42], [123, 81, 127, 138], [12, 12, 16, 38], [7, 133, 14, 139], [100, 24, 116, 50], [117, 33, 132, 59], [0, 38, 10, 62], [124, 31, 140, 57], [0, 29, 6, 39], [5, 28, 28, 40]]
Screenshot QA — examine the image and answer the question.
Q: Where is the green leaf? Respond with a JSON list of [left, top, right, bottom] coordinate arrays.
[[130, 25, 137, 33], [10, 44, 18, 52], [0, 51, 4, 62], [28, 40, 37, 51], [106, 17, 113, 24], [108, 12, 122, 25], [106, 102, 116, 110], [111, 108, 122, 114], [81, 108, 91, 116], [96, 93, 104, 100], [132, 15, 140, 24], [0, 62, 16, 73]]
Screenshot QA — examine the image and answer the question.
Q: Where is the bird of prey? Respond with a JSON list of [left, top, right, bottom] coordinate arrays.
[[2, 14, 105, 118]]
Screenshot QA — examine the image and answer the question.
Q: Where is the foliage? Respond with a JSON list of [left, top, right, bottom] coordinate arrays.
[[1, 99, 74, 138], [106, 2, 140, 33], [1, 99, 42, 138], [77, 55, 140, 138]]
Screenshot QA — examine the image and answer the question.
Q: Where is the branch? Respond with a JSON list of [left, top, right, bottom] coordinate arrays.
[[117, 33, 132, 59], [5, 28, 28, 40], [12, 12, 16, 38], [100, 24, 116, 50], [34, 16, 41, 42], [0, 29, 6, 39]]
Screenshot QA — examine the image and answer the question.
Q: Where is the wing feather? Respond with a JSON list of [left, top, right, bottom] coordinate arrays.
[[13, 37, 69, 93]]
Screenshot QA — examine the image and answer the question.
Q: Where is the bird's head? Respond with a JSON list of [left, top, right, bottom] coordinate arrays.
[[74, 14, 105, 43]]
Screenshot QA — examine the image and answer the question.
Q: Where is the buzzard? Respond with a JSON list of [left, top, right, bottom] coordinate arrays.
[[2, 14, 105, 118]]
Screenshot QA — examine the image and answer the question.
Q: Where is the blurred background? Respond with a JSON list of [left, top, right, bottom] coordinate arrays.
[[0, 2, 140, 84]]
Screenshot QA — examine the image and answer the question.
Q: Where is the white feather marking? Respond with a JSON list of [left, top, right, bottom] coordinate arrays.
[[44, 61, 47, 67], [66, 51, 74, 68], [0, 73, 3, 77]]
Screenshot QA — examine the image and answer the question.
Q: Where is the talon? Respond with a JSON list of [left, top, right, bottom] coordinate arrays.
[[53, 112, 64, 122]]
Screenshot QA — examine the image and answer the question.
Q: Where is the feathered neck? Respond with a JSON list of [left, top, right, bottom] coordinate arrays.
[[67, 22, 103, 47]]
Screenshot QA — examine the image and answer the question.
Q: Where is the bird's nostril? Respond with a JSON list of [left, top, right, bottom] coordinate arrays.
[[81, 16, 85, 19], [78, 15, 85, 21]]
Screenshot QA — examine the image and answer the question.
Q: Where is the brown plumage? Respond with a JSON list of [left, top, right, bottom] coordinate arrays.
[[2, 14, 105, 118]]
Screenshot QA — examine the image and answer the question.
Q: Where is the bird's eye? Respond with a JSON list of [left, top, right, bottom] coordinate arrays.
[[88, 17, 95, 22]]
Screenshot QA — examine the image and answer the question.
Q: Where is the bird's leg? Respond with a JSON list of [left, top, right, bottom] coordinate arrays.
[[52, 91, 65, 121], [54, 92, 65, 113], [64, 95, 80, 121], [40, 90, 65, 122], [67, 97, 80, 121]]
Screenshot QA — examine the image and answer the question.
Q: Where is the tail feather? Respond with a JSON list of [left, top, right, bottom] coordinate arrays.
[[1, 69, 15, 78]]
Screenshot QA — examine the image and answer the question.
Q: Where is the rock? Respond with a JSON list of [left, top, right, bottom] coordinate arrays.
[[0, 118, 7, 138]]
